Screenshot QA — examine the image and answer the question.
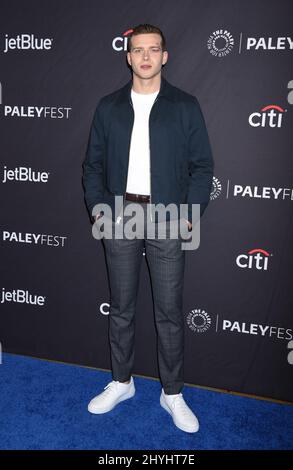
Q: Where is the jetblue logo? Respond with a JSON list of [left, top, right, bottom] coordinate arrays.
[[4, 34, 53, 53], [2, 166, 50, 183], [1, 288, 46, 306]]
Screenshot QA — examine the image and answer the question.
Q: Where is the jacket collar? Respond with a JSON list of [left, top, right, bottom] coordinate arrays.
[[118, 75, 175, 103]]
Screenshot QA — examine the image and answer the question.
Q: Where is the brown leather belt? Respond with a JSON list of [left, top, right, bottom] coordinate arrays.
[[125, 192, 150, 203]]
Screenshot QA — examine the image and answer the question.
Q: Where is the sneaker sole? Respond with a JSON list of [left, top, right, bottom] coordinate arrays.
[[160, 395, 199, 433], [88, 387, 136, 414]]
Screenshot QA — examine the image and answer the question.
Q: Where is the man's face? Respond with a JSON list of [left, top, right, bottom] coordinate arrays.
[[127, 33, 168, 81]]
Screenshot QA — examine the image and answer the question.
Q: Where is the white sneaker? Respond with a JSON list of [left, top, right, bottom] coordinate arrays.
[[160, 389, 199, 433], [88, 377, 135, 414]]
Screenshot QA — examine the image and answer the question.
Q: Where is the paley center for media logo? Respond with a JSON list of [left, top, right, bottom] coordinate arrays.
[[207, 29, 293, 57], [186, 308, 292, 340], [187, 309, 293, 341], [210, 176, 222, 200], [0, 82, 71, 118], [186, 308, 293, 365], [186, 308, 293, 364], [3, 33, 53, 53], [207, 30, 234, 57]]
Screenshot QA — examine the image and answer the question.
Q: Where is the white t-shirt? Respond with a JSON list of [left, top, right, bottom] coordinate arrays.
[[125, 88, 159, 195]]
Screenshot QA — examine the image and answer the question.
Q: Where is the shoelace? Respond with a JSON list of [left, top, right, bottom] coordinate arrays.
[[102, 380, 121, 396], [169, 394, 191, 416]]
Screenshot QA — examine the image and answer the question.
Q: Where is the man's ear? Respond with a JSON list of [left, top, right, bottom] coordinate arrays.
[[162, 51, 168, 65], [127, 52, 131, 66]]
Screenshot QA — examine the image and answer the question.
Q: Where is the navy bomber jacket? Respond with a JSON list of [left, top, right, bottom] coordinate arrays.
[[82, 76, 214, 224]]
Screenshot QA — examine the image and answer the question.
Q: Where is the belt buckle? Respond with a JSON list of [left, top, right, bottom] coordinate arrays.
[[126, 192, 149, 203]]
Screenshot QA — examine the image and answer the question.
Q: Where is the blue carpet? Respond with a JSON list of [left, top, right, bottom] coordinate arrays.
[[0, 353, 292, 450]]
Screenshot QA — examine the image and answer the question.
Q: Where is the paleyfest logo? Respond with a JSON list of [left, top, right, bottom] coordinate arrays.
[[0, 83, 71, 118]]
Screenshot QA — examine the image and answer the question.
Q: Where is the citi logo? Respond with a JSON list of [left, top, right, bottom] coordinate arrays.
[[186, 308, 212, 333], [1, 288, 46, 306], [287, 340, 293, 365], [288, 80, 293, 105], [112, 29, 133, 52], [100, 302, 110, 315], [236, 248, 272, 271], [248, 105, 286, 128], [207, 29, 234, 57], [4, 34, 53, 53], [2, 166, 50, 183]]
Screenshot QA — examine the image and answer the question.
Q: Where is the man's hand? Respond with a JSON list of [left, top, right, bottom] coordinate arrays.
[[184, 219, 192, 231], [95, 212, 103, 221]]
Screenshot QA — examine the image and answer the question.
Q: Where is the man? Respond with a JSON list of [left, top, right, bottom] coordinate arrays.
[[82, 24, 214, 433]]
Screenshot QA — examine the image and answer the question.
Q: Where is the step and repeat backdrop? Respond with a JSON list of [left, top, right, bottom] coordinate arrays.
[[0, 0, 292, 402]]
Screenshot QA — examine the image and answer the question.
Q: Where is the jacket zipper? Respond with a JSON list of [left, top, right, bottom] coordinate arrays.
[[116, 97, 135, 224], [148, 95, 159, 222]]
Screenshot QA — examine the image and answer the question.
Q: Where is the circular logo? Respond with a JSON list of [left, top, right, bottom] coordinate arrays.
[[187, 309, 212, 333], [207, 30, 234, 57], [210, 176, 222, 200]]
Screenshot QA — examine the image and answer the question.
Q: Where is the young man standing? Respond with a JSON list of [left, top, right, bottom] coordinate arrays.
[[82, 24, 214, 433]]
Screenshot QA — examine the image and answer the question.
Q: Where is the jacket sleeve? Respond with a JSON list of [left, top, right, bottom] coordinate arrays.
[[186, 97, 214, 224], [82, 99, 106, 222]]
